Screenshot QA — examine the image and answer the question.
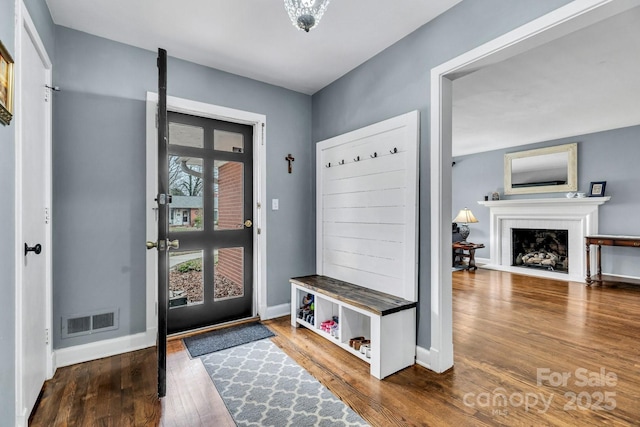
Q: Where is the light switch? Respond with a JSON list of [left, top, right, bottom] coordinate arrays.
[[272, 199, 279, 210]]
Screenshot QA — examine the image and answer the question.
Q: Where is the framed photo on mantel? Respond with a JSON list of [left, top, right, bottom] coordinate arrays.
[[0, 40, 14, 126], [588, 181, 606, 197]]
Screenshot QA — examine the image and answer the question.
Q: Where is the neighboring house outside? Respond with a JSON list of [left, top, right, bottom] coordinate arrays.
[[169, 195, 203, 228]]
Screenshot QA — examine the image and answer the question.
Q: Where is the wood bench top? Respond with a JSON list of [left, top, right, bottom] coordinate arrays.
[[290, 275, 417, 316]]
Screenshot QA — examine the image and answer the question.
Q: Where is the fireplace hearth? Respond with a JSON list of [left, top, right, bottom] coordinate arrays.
[[512, 228, 568, 273]]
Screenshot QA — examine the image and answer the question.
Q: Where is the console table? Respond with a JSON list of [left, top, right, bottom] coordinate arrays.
[[585, 235, 640, 285]]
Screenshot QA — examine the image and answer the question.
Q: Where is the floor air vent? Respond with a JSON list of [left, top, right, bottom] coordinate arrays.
[[62, 308, 119, 339]]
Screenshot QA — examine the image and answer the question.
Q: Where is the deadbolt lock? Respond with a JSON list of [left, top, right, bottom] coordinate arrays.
[[244, 219, 253, 228]]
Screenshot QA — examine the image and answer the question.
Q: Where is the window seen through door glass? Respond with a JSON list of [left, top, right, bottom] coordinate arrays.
[[169, 155, 203, 232], [169, 122, 204, 148], [169, 250, 204, 308], [214, 247, 244, 301], [214, 129, 244, 153], [213, 160, 243, 230]]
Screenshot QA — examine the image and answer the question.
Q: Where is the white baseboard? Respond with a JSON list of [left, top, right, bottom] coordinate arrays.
[[261, 303, 291, 320], [476, 257, 491, 265], [602, 272, 640, 281], [54, 328, 156, 369], [415, 345, 431, 370]]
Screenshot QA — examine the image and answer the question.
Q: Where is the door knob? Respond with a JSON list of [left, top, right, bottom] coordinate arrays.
[[146, 240, 179, 250], [244, 219, 253, 228], [25, 243, 42, 256]]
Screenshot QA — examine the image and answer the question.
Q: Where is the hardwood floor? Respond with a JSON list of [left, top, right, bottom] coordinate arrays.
[[30, 270, 640, 426], [29, 339, 233, 426]]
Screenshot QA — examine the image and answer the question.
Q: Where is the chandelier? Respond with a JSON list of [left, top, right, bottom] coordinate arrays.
[[284, 0, 331, 32]]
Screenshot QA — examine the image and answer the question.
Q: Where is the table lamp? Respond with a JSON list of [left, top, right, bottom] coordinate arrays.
[[453, 207, 478, 243]]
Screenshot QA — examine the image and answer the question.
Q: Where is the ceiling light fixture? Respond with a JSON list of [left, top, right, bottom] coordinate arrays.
[[284, 0, 331, 33]]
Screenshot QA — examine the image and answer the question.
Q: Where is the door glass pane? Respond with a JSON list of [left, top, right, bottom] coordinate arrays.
[[169, 155, 203, 232], [214, 129, 244, 153], [214, 160, 243, 230], [214, 247, 244, 301], [169, 122, 204, 148], [169, 251, 203, 307]]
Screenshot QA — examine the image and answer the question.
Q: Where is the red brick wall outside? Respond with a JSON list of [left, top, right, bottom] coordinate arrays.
[[190, 209, 202, 227], [217, 162, 244, 287]]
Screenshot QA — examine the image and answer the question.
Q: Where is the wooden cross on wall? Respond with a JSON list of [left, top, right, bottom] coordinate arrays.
[[285, 153, 295, 174]]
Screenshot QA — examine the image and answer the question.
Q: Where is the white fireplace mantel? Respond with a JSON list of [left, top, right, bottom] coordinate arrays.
[[477, 197, 610, 282]]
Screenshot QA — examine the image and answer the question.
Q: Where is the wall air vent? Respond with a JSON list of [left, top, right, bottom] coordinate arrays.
[[92, 312, 115, 330], [62, 308, 119, 339], [66, 316, 91, 335]]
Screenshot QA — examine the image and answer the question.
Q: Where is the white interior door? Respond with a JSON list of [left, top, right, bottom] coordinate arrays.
[[15, 7, 52, 424]]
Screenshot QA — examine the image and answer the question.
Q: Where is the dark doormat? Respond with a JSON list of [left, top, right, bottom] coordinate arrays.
[[183, 322, 275, 358]]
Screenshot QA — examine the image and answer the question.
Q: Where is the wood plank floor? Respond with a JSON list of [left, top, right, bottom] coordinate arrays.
[[30, 269, 640, 426]]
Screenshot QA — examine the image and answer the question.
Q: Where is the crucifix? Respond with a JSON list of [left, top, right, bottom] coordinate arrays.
[[285, 153, 295, 174]]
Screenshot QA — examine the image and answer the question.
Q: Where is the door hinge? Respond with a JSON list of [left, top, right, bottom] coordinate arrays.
[[257, 228, 262, 235], [261, 122, 265, 145], [44, 207, 50, 224], [256, 202, 261, 209], [44, 85, 59, 102], [45, 328, 49, 345]]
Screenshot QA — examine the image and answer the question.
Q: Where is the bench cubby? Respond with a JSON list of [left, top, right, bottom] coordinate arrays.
[[290, 275, 416, 379]]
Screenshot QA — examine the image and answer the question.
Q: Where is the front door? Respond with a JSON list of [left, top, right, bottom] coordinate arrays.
[[166, 111, 254, 334]]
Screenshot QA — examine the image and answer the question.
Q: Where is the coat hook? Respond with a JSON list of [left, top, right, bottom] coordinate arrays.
[[370, 152, 377, 158], [354, 156, 360, 162], [326, 162, 331, 168], [390, 147, 398, 154], [339, 159, 345, 165]]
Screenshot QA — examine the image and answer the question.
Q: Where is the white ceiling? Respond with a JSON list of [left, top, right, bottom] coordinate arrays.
[[452, 6, 640, 157], [45, 0, 461, 95]]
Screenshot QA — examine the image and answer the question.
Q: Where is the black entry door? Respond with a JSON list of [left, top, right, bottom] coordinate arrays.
[[156, 48, 168, 397], [165, 111, 254, 334]]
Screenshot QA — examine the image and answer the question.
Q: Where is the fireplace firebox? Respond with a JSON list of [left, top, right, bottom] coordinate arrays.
[[512, 228, 568, 273]]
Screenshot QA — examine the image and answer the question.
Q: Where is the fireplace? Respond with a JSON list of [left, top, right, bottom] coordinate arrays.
[[477, 197, 609, 282], [512, 228, 568, 273]]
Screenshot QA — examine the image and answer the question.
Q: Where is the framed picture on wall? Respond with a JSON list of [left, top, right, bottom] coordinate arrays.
[[0, 40, 14, 126], [588, 181, 606, 197]]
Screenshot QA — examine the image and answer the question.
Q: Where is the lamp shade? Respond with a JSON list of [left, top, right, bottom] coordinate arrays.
[[453, 208, 478, 224]]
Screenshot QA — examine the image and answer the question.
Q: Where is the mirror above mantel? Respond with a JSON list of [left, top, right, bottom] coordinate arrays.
[[504, 143, 577, 195]]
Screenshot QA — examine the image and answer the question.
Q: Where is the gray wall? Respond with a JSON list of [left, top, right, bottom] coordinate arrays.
[[0, 0, 15, 421], [453, 125, 640, 275], [311, 0, 573, 349], [52, 27, 314, 349]]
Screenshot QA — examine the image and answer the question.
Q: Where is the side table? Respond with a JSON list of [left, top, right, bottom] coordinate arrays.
[[452, 242, 485, 271]]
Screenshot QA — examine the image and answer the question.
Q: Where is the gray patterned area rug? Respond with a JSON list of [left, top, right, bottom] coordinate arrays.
[[200, 339, 370, 427]]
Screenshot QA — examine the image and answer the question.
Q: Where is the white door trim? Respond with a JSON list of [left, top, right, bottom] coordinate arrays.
[[145, 92, 267, 337], [428, 0, 639, 373], [14, 2, 54, 425]]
